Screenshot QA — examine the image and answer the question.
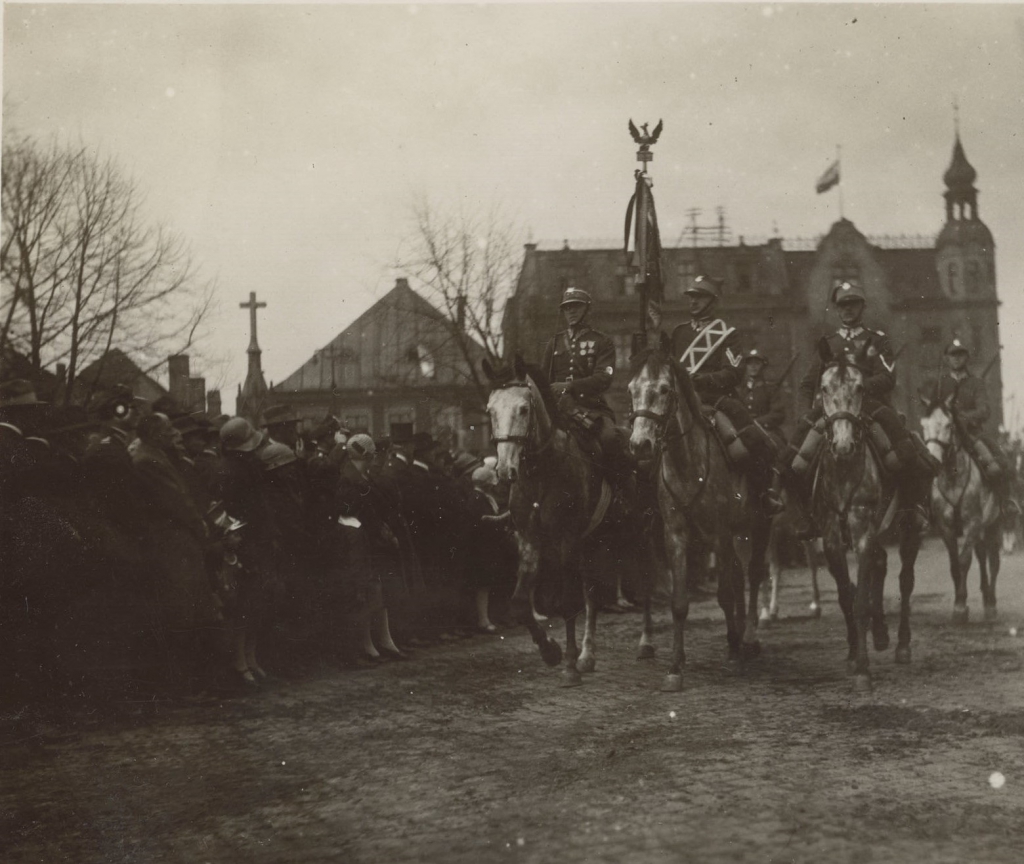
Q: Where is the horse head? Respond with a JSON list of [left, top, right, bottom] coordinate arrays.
[[627, 331, 676, 461], [919, 398, 955, 463], [819, 353, 865, 461], [483, 354, 553, 483]]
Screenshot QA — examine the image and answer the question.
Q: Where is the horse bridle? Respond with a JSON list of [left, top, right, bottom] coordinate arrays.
[[488, 381, 535, 447]]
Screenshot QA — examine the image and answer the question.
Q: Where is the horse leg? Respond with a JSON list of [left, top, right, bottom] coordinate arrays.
[[577, 581, 598, 673], [512, 538, 562, 667], [561, 610, 583, 687], [743, 519, 770, 657], [851, 540, 875, 690], [982, 524, 1000, 620], [716, 544, 742, 663], [761, 520, 779, 623], [953, 528, 978, 624], [637, 588, 656, 660], [895, 520, 920, 665], [807, 540, 822, 617], [244, 630, 265, 681], [822, 531, 857, 667], [870, 542, 890, 652], [944, 534, 968, 623], [230, 626, 256, 688], [662, 528, 689, 691]]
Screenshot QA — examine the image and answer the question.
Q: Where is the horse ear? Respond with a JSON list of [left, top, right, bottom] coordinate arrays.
[[816, 335, 833, 363], [659, 330, 671, 355], [944, 393, 955, 410], [481, 357, 496, 383], [513, 352, 527, 380]]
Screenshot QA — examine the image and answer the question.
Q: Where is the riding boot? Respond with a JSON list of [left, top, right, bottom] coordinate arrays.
[[754, 464, 784, 517]]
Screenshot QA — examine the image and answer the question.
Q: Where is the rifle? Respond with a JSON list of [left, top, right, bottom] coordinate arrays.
[[980, 352, 1001, 380], [767, 353, 799, 400]]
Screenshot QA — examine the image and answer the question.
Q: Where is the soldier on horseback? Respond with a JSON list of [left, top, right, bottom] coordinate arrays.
[[737, 348, 786, 452], [782, 282, 935, 538], [935, 338, 1019, 521], [543, 286, 635, 497], [668, 275, 783, 515]]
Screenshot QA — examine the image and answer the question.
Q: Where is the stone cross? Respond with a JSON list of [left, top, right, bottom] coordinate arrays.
[[240, 291, 267, 352]]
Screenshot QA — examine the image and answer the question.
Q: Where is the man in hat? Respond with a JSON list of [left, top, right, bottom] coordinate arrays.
[[737, 348, 787, 452], [262, 403, 301, 452], [667, 275, 783, 515], [934, 339, 1018, 518], [0, 379, 51, 499], [81, 384, 151, 534], [542, 286, 635, 497], [784, 282, 934, 536]]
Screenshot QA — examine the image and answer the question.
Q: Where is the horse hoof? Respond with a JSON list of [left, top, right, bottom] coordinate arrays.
[[984, 605, 998, 623], [250, 664, 268, 681], [895, 645, 912, 665], [809, 602, 821, 618], [853, 674, 873, 693], [872, 628, 890, 652], [661, 673, 683, 692], [540, 639, 563, 667], [770, 608, 780, 621], [577, 655, 596, 674], [759, 609, 769, 624], [952, 607, 970, 625], [741, 641, 762, 659], [560, 668, 583, 688], [845, 656, 858, 674], [637, 644, 656, 661]]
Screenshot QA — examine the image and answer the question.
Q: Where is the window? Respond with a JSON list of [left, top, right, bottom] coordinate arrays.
[[735, 260, 753, 294], [966, 260, 981, 295], [388, 406, 415, 441], [341, 409, 371, 434], [611, 334, 632, 369], [947, 262, 960, 297], [677, 260, 698, 296], [615, 265, 635, 297]]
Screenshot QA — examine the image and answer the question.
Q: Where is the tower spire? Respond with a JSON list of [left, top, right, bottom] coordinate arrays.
[[238, 291, 269, 421]]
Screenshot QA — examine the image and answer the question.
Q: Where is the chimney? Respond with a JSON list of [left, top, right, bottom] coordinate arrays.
[[188, 377, 206, 412], [168, 355, 190, 406], [207, 389, 222, 418], [456, 293, 467, 330], [396, 277, 410, 291]]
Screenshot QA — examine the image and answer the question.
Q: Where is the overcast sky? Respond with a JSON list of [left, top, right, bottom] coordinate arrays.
[[4, 2, 1024, 425]]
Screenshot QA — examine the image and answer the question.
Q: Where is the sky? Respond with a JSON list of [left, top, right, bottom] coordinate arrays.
[[4, 2, 1024, 425]]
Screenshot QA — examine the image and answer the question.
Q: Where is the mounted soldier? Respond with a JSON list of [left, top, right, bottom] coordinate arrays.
[[542, 286, 635, 497], [933, 338, 1018, 520], [736, 348, 787, 452], [782, 281, 935, 537], [668, 275, 783, 515]]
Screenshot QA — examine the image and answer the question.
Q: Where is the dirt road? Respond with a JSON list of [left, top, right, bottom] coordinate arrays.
[[3, 537, 1023, 864]]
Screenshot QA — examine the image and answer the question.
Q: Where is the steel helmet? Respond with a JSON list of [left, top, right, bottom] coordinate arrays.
[[219, 416, 263, 452], [945, 338, 970, 356], [260, 441, 297, 470]]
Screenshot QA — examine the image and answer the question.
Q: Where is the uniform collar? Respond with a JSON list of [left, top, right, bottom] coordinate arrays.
[[392, 452, 409, 465], [838, 326, 865, 340], [412, 459, 431, 471], [949, 370, 969, 382], [691, 317, 712, 331]]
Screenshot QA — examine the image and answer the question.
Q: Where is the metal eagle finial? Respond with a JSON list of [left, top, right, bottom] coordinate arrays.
[[628, 118, 664, 151]]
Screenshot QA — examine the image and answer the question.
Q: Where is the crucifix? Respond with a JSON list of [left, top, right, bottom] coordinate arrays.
[[240, 291, 267, 352]]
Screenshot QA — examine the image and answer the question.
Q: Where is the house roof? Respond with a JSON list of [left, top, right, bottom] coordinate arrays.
[[75, 348, 167, 399]]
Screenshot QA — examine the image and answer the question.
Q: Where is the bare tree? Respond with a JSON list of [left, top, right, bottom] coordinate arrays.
[[395, 198, 523, 403], [1, 133, 215, 403]]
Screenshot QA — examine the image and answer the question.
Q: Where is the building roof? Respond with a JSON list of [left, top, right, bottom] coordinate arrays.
[[74, 348, 167, 400]]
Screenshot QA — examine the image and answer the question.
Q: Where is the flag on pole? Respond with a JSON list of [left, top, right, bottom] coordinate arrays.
[[815, 159, 840, 194], [624, 172, 664, 336]]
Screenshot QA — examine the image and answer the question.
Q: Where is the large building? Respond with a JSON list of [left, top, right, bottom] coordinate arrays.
[[503, 131, 1002, 436], [270, 278, 489, 450]]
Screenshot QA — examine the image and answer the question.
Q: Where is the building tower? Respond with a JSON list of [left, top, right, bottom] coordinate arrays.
[[935, 128, 995, 307]]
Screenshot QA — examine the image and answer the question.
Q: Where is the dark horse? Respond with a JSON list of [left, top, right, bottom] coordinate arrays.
[[626, 334, 772, 691], [812, 352, 921, 690], [483, 355, 649, 686]]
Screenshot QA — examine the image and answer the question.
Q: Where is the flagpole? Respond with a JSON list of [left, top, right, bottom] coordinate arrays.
[[837, 144, 844, 219]]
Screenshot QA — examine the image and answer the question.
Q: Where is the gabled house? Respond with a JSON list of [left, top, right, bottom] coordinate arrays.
[[271, 278, 490, 451]]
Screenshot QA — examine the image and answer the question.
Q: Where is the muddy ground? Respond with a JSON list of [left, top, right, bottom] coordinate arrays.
[[2, 536, 1023, 864]]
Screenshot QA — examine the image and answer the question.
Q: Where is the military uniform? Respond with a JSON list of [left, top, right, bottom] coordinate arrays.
[[784, 282, 934, 535], [542, 324, 617, 421], [736, 349, 786, 452], [935, 342, 1016, 511]]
